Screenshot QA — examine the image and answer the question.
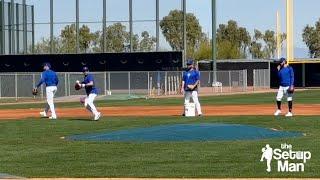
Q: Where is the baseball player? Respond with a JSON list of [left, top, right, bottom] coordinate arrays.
[[76, 67, 101, 121], [181, 59, 202, 116], [274, 58, 295, 117], [35, 62, 59, 119]]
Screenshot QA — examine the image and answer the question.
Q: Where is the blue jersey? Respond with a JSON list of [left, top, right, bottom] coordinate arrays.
[[278, 66, 294, 86], [82, 74, 98, 95], [36, 70, 59, 88], [183, 69, 200, 91]]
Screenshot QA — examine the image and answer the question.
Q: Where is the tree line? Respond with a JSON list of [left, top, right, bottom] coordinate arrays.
[[35, 23, 156, 53], [35, 10, 320, 59]]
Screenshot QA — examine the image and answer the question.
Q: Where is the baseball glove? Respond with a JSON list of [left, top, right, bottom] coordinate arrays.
[[75, 83, 81, 90], [32, 88, 38, 95], [287, 86, 295, 94]]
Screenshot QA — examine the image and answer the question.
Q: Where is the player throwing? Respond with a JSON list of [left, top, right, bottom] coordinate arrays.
[[76, 67, 101, 121], [181, 59, 202, 116], [274, 58, 295, 117], [35, 63, 59, 119]]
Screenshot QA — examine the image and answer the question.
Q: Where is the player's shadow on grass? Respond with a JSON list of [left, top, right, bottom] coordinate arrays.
[[66, 118, 97, 122]]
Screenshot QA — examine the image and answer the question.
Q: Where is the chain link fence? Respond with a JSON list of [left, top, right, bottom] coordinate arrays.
[[0, 70, 270, 100], [253, 69, 270, 91]]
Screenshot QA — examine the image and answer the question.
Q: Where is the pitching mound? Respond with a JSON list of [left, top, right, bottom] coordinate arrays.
[[67, 123, 303, 142]]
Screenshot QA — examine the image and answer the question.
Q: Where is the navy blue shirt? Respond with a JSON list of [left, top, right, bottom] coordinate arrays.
[[36, 70, 59, 88], [82, 74, 98, 95], [183, 69, 200, 91], [278, 66, 294, 86]]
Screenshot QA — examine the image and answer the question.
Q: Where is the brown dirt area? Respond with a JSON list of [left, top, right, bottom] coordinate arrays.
[[0, 104, 320, 120]]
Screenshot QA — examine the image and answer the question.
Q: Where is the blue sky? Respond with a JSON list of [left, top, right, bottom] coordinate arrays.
[[22, 0, 320, 57]]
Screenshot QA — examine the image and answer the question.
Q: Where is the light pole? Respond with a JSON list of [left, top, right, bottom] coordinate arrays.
[[212, 0, 217, 84]]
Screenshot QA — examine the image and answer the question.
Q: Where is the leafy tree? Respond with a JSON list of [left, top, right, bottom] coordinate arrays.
[[160, 10, 202, 52], [250, 29, 286, 59], [238, 27, 251, 55], [302, 19, 320, 58], [60, 24, 76, 53], [217, 40, 241, 59], [139, 31, 156, 52], [131, 34, 139, 52], [79, 25, 98, 53], [216, 20, 251, 59], [249, 29, 264, 58], [34, 37, 63, 54], [98, 23, 139, 52], [262, 30, 276, 58], [194, 36, 212, 61], [60, 24, 96, 53], [250, 41, 263, 59]]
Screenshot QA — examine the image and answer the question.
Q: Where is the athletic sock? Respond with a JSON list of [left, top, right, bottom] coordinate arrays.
[[288, 101, 293, 112], [277, 101, 281, 110]]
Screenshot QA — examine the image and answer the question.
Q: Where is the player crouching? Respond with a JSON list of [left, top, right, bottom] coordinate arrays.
[[274, 58, 295, 117], [75, 67, 101, 121]]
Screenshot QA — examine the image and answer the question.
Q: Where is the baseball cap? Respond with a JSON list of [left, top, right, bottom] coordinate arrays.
[[43, 62, 51, 69], [186, 59, 194, 65], [279, 57, 287, 63], [82, 66, 89, 72]]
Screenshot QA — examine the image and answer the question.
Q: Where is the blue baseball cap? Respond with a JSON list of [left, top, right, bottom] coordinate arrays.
[[279, 57, 287, 63], [82, 66, 89, 72], [186, 59, 194, 65], [43, 62, 51, 69]]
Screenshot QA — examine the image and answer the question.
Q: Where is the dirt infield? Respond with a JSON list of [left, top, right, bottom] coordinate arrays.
[[0, 104, 320, 120]]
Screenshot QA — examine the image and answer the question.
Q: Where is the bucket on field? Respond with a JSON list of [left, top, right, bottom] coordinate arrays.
[[184, 103, 196, 117]]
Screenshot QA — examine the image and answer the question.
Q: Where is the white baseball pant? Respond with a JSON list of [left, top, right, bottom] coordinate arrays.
[[276, 86, 293, 101], [44, 86, 57, 118], [84, 93, 98, 116], [184, 91, 202, 114]]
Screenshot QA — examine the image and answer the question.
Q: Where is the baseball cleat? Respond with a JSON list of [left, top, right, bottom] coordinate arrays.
[[94, 112, 101, 121], [274, 109, 281, 116], [198, 114, 203, 117], [40, 111, 47, 117], [285, 112, 293, 117], [49, 116, 57, 120]]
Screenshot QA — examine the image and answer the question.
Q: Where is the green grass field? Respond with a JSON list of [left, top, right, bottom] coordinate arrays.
[[0, 90, 319, 178]]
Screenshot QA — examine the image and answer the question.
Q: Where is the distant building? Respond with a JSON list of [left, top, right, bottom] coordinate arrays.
[[0, 0, 34, 54]]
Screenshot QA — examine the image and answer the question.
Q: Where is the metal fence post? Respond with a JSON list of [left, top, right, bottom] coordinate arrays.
[[147, 72, 150, 96], [104, 72, 107, 96], [32, 74, 35, 88], [228, 70, 232, 92], [68, 73, 71, 96], [64, 73, 68, 96], [0, 75, 2, 98], [128, 72, 131, 96], [15, 73, 18, 100], [40, 80, 44, 99], [263, 69, 266, 87], [266, 69, 269, 87], [243, 70, 247, 91], [164, 71, 167, 95], [253, 70, 256, 91], [157, 71, 160, 96], [32, 74, 36, 98], [108, 72, 111, 93]]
